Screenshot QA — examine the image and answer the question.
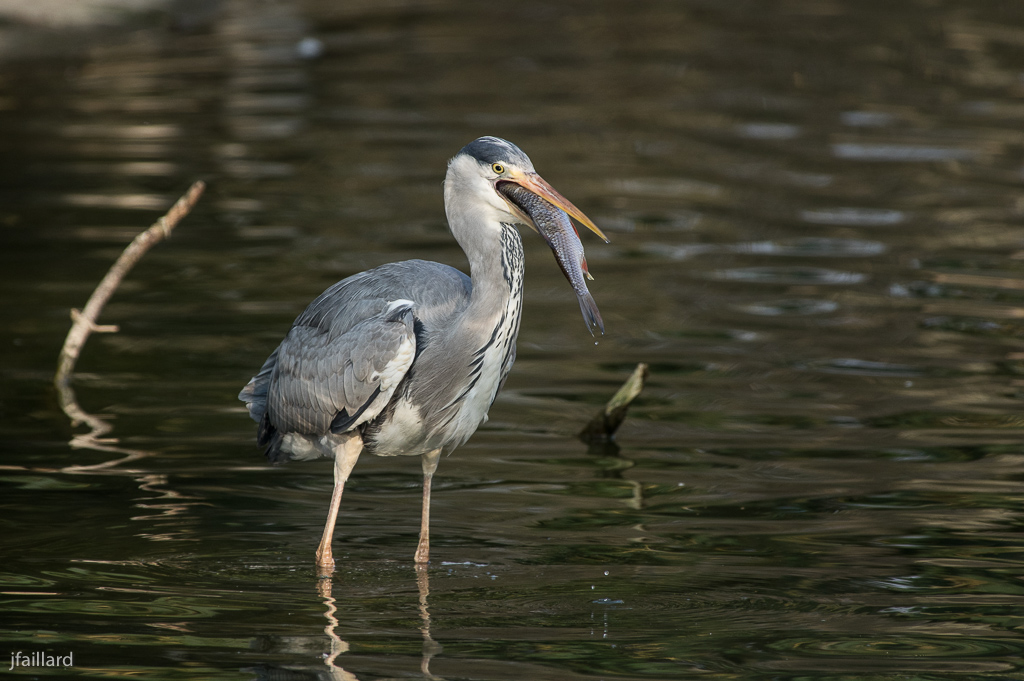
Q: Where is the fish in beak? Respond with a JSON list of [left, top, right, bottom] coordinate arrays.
[[503, 172, 609, 243], [497, 176, 606, 335]]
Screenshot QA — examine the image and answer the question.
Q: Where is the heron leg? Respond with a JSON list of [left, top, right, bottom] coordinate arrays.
[[316, 433, 363, 574], [414, 448, 442, 564]]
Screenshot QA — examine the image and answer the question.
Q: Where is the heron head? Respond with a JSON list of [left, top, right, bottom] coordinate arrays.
[[445, 136, 608, 242]]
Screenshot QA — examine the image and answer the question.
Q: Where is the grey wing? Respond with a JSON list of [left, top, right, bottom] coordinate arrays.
[[266, 301, 417, 438], [239, 259, 471, 449], [296, 259, 471, 334]]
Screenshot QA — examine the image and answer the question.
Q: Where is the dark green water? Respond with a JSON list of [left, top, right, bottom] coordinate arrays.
[[3, 0, 1024, 678]]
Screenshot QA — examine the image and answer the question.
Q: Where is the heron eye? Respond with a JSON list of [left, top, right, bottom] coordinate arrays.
[[491, 163, 505, 175]]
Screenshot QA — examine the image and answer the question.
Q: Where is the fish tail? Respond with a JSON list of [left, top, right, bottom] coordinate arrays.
[[577, 291, 605, 336]]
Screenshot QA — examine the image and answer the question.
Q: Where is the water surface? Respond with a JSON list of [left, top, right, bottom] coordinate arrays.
[[3, 0, 1024, 678]]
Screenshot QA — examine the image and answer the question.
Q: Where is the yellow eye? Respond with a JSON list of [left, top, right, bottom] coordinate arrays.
[[491, 163, 505, 175]]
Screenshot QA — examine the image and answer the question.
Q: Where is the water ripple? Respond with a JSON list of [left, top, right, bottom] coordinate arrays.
[[59, 193, 172, 210], [736, 122, 801, 139], [840, 110, 897, 127], [611, 177, 725, 199], [805, 358, 921, 376], [767, 635, 1022, 666], [730, 238, 886, 257], [707, 267, 867, 285], [832, 143, 979, 162], [734, 299, 838, 316], [800, 207, 906, 226]]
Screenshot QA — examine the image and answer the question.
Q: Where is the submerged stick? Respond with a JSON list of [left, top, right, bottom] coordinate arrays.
[[54, 181, 205, 441], [579, 362, 648, 444], [55, 180, 205, 390]]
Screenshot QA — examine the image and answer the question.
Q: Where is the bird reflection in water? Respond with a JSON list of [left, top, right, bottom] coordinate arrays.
[[317, 566, 443, 680]]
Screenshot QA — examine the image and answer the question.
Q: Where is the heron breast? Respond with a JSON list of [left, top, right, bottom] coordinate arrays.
[[366, 397, 427, 457]]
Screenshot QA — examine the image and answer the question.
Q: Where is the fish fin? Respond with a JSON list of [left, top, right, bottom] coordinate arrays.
[[581, 257, 595, 281], [577, 291, 605, 336]]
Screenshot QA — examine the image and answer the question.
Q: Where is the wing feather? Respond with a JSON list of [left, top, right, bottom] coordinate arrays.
[[266, 302, 416, 436], [239, 259, 472, 452]]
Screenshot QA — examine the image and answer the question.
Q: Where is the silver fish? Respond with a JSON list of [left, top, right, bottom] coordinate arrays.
[[499, 182, 604, 335]]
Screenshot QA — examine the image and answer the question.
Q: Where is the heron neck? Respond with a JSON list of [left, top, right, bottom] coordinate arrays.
[[444, 188, 522, 317], [463, 223, 520, 312]]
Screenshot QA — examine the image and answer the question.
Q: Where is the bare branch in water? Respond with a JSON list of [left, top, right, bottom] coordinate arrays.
[[579, 362, 649, 444], [55, 180, 206, 391], [54, 180, 206, 449]]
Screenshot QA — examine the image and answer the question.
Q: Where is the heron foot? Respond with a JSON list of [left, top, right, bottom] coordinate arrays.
[[316, 547, 336, 576]]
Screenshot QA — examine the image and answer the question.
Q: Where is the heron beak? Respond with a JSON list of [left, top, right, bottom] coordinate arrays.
[[506, 172, 609, 243]]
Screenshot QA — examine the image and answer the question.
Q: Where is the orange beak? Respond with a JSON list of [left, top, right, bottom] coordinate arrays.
[[507, 172, 609, 243]]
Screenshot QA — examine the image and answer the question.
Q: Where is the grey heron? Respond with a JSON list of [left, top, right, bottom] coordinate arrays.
[[239, 136, 607, 572]]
